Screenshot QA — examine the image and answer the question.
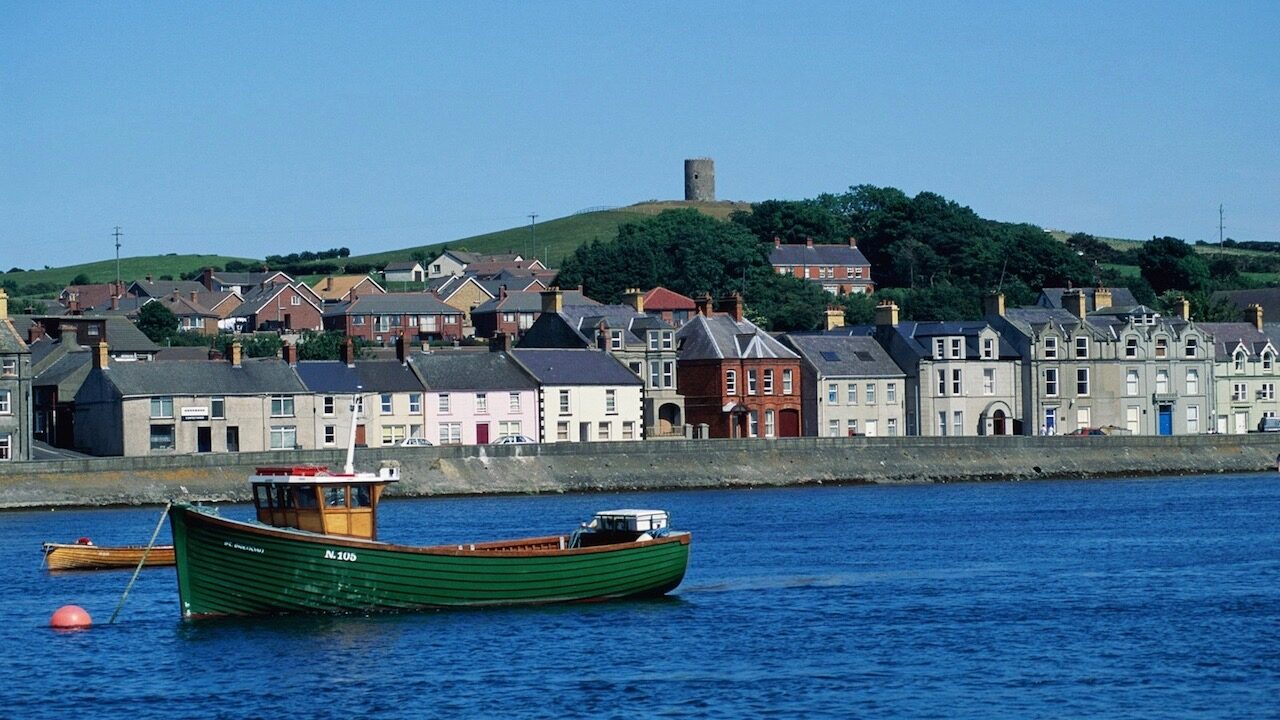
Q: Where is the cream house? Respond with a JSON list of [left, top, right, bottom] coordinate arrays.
[[511, 348, 643, 443]]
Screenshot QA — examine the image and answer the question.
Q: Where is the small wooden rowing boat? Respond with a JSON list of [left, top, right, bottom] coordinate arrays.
[[42, 541, 176, 571]]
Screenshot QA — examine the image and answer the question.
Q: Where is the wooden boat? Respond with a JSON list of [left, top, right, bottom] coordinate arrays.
[[42, 541, 175, 570], [169, 410, 691, 620]]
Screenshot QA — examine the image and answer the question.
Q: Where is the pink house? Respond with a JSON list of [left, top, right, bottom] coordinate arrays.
[[408, 344, 540, 445]]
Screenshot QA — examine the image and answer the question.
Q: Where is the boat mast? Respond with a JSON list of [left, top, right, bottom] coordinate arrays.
[[344, 385, 362, 474]]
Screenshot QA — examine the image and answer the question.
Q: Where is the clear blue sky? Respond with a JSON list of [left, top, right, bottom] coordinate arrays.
[[3, 1, 1278, 269]]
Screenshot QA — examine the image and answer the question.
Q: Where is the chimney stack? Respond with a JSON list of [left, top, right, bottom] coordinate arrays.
[[201, 268, 214, 291], [1247, 304, 1264, 331], [395, 334, 408, 364], [875, 301, 899, 328], [716, 293, 744, 322], [695, 293, 713, 318], [326, 277, 334, 291], [0, 289, 7, 319], [541, 287, 564, 314], [229, 341, 243, 368], [340, 337, 355, 367], [773, 236, 782, 248], [190, 290, 199, 303], [27, 321, 45, 344], [825, 307, 845, 331], [1176, 296, 1191, 322], [848, 236, 858, 248], [1063, 288, 1087, 318], [623, 288, 644, 314], [110, 295, 119, 311], [1093, 287, 1112, 311], [93, 341, 109, 370], [145, 274, 152, 283], [984, 292, 1006, 318], [489, 332, 513, 353], [805, 236, 815, 248], [68, 293, 80, 314], [282, 341, 298, 366]]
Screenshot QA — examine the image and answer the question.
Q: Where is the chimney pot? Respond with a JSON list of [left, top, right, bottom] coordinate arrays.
[[93, 341, 109, 370], [984, 293, 1006, 318], [875, 301, 899, 328], [229, 341, 243, 368], [1247, 304, 1264, 331], [805, 237, 815, 248], [489, 332, 513, 353], [825, 307, 845, 331], [541, 287, 564, 314]]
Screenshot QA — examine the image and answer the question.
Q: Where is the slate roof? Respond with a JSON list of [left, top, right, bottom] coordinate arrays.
[[472, 291, 597, 314], [230, 283, 319, 317], [783, 334, 904, 378], [833, 321, 1019, 360], [129, 279, 208, 299], [1002, 307, 1113, 340], [9, 314, 161, 354], [675, 314, 799, 361], [0, 318, 28, 354], [93, 357, 307, 396], [1213, 288, 1280, 321], [212, 271, 291, 288], [642, 287, 696, 311], [295, 360, 426, 393], [60, 284, 119, 308], [1037, 287, 1139, 312], [430, 275, 493, 302], [409, 351, 538, 391], [1195, 322, 1277, 360], [323, 293, 461, 317], [510, 349, 643, 386], [34, 350, 92, 401], [769, 243, 870, 267], [311, 275, 385, 302]]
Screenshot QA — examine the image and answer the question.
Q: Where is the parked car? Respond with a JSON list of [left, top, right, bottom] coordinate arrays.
[[1065, 427, 1105, 436], [401, 437, 434, 447], [1258, 417, 1280, 432], [491, 434, 535, 445]]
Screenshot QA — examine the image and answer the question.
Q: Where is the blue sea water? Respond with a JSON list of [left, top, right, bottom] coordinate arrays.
[[2, 474, 1278, 719]]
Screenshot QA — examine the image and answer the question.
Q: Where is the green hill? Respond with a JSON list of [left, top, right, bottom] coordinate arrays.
[[1, 254, 256, 294]]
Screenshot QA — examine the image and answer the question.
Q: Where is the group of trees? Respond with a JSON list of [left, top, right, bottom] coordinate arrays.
[[135, 302, 364, 360]]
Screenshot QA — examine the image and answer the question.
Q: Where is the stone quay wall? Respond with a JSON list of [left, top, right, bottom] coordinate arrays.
[[1, 434, 1277, 509]]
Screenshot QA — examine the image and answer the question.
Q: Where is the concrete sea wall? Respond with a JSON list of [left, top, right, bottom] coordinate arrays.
[[2, 434, 1278, 509]]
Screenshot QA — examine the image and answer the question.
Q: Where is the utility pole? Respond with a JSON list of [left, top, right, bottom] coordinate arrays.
[[527, 213, 538, 262], [113, 226, 123, 296], [1219, 204, 1225, 244]]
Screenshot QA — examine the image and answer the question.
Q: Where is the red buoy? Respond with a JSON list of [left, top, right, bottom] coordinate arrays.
[[50, 605, 92, 629], [76, 537, 93, 545]]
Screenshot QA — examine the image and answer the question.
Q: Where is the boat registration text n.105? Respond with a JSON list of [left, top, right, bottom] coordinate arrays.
[[324, 550, 358, 562]]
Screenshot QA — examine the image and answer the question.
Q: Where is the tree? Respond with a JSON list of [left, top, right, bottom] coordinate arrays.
[[213, 332, 281, 358], [731, 199, 850, 245], [1136, 237, 1210, 294], [297, 330, 367, 360], [70, 273, 92, 286], [135, 302, 179, 343]]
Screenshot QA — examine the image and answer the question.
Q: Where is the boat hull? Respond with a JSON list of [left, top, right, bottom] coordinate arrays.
[[42, 543, 176, 570], [169, 504, 691, 620]]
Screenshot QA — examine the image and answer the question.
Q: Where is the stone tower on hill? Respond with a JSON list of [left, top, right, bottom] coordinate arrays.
[[684, 158, 715, 202]]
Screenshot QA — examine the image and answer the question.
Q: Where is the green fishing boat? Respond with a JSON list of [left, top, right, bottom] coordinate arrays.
[[169, 461, 691, 620]]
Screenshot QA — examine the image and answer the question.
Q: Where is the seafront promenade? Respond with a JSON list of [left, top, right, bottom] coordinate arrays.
[[1, 434, 1277, 509]]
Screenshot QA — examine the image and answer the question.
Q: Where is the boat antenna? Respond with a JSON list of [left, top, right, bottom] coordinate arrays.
[[344, 385, 362, 474]]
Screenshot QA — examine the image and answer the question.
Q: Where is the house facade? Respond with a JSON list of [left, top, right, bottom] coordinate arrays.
[[294, 340, 429, 448], [782, 333, 907, 437], [322, 293, 464, 344], [1199, 306, 1280, 434], [227, 283, 325, 333], [430, 275, 495, 332], [311, 275, 386, 304], [0, 292, 32, 461], [383, 261, 425, 284], [675, 295, 803, 438], [409, 345, 540, 445], [471, 288, 597, 340], [511, 348, 644, 443], [769, 238, 874, 295], [642, 286, 697, 328]]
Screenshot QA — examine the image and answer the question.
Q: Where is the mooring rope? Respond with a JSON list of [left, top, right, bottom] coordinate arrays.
[[108, 501, 172, 624]]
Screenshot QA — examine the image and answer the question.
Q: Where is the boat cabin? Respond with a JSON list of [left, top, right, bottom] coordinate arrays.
[[576, 509, 670, 547], [250, 465, 398, 540]]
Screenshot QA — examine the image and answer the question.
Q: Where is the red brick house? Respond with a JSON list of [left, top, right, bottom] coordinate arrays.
[[322, 292, 464, 344], [675, 294, 802, 438], [769, 237, 874, 295], [642, 287, 697, 327], [471, 288, 597, 339], [226, 283, 324, 332]]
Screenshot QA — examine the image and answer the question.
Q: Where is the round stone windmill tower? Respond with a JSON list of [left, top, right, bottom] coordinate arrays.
[[684, 158, 715, 202]]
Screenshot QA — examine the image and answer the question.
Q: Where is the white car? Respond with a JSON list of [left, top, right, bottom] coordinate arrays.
[[400, 437, 434, 447], [491, 434, 535, 445]]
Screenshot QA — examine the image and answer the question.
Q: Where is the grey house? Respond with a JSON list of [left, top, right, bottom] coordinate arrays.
[[0, 292, 32, 461], [781, 333, 907, 437]]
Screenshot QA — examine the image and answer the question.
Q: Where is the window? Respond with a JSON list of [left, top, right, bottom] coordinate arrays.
[[748, 411, 759, 438], [439, 393, 451, 413], [380, 394, 393, 415], [380, 425, 406, 445], [499, 421, 522, 437], [937, 369, 947, 395], [210, 396, 225, 420], [476, 393, 488, 413], [827, 384, 839, 405], [648, 332, 659, 351], [622, 422, 635, 440], [1232, 383, 1248, 402], [847, 383, 858, 404], [509, 392, 521, 411], [1155, 338, 1168, 359], [1126, 369, 1139, 396], [0, 390, 8, 415], [1265, 352, 1276, 372], [1125, 337, 1138, 358], [150, 396, 174, 419], [933, 338, 945, 359], [866, 384, 877, 405], [270, 395, 294, 418], [149, 424, 175, 451], [951, 369, 963, 395], [556, 422, 569, 441], [663, 362, 674, 388], [409, 424, 422, 440], [1184, 337, 1198, 358], [827, 419, 840, 437], [1262, 383, 1276, 401], [982, 338, 995, 359], [763, 369, 774, 394], [1234, 351, 1247, 372], [0, 358, 14, 376], [269, 425, 297, 450], [1156, 369, 1169, 394], [0, 434, 10, 460], [409, 393, 422, 414], [291, 295, 301, 306], [609, 330, 623, 350], [938, 412, 948, 436], [323, 396, 335, 415], [950, 338, 962, 359], [558, 389, 570, 414], [605, 389, 617, 414], [747, 370, 757, 395], [764, 410, 775, 438], [887, 383, 897, 403], [502, 312, 515, 324], [887, 418, 898, 436], [438, 423, 462, 445], [597, 422, 611, 441], [847, 419, 859, 436], [783, 369, 793, 394], [1186, 369, 1199, 396], [662, 331, 673, 350], [952, 411, 964, 437], [352, 315, 365, 326], [726, 370, 737, 395], [1075, 336, 1089, 359], [1187, 405, 1199, 434], [1076, 368, 1090, 396], [1045, 368, 1059, 397], [323, 425, 336, 446], [1044, 336, 1058, 359], [983, 369, 995, 396]]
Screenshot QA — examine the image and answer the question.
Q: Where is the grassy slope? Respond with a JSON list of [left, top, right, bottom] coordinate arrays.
[[0, 254, 257, 290]]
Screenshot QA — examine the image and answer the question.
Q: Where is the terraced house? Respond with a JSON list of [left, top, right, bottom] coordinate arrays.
[[323, 293, 463, 344], [511, 347, 644, 443], [409, 342, 540, 445], [782, 332, 907, 437], [989, 289, 1214, 435], [0, 291, 32, 461], [1197, 305, 1280, 434], [294, 339, 429, 448]]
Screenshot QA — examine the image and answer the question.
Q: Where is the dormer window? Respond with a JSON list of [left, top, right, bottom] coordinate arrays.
[[1155, 338, 1168, 359], [933, 338, 945, 360], [1044, 336, 1059, 360], [1264, 351, 1275, 372], [1184, 337, 1199, 358], [1234, 351, 1247, 373], [950, 338, 963, 359], [610, 330, 623, 351], [1124, 337, 1138, 358], [1075, 336, 1089, 359], [662, 331, 673, 350], [981, 337, 995, 360], [648, 332, 659, 351]]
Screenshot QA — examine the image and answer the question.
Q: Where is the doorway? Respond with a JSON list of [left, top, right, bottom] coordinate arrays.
[[1158, 404, 1173, 436], [226, 426, 240, 452], [197, 426, 212, 453], [476, 423, 490, 444]]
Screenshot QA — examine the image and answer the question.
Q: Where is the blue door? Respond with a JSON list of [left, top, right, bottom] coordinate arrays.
[[1158, 405, 1173, 435]]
